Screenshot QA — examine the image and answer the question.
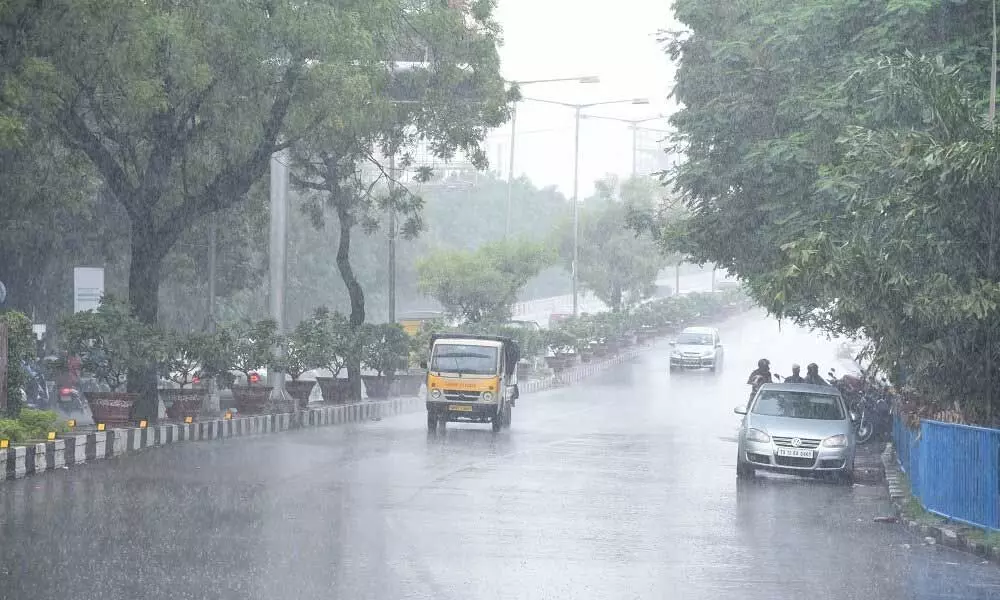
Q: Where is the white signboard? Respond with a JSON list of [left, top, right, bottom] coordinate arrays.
[[73, 267, 105, 313]]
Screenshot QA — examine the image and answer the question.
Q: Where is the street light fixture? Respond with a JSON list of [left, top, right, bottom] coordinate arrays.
[[580, 113, 667, 175], [504, 76, 600, 237], [522, 96, 650, 316]]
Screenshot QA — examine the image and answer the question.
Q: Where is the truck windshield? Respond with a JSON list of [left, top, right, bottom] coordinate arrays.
[[430, 345, 499, 375]]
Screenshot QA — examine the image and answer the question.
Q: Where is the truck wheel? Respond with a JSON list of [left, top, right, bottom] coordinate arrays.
[[504, 405, 512, 428], [491, 413, 502, 433], [427, 412, 438, 433]]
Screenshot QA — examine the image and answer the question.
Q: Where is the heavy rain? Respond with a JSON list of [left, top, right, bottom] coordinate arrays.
[[2, 1, 1000, 599]]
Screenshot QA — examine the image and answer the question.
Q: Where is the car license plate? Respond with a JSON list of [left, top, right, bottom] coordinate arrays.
[[776, 447, 814, 459], [448, 404, 473, 412]]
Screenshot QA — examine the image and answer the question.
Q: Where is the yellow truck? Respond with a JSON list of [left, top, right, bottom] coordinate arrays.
[[422, 333, 520, 433]]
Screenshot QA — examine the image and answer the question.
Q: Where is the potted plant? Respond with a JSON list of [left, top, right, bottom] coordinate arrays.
[[279, 335, 317, 407], [543, 327, 580, 372], [361, 323, 409, 399], [59, 296, 165, 426], [159, 330, 221, 421], [302, 308, 354, 405], [220, 319, 277, 415]]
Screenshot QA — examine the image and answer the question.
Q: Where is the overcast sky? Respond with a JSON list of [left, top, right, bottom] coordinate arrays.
[[489, 0, 680, 198]]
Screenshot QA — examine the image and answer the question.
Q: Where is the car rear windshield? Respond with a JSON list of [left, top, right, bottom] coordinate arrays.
[[676, 333, 713, 345], [430, 345, 499, 375], [752, 391, 845, 420]]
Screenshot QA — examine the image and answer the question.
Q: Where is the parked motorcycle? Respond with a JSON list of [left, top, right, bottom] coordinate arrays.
[[828, 368, 891, 444], [20, 358, 50, 409]]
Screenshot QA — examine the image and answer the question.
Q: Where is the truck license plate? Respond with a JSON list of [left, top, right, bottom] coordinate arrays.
[[449, 404, 473, 412]]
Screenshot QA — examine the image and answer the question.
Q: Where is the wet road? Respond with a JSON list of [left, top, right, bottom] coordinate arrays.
[[3, 314, 999, 599]]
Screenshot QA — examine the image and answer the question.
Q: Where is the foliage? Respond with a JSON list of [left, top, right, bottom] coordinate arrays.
[[559, 176, 667, 312], [58, 296, 165, 393], [361, 323, 410, 379], [293, 307, 355, 379], [216, 319, 278, 385], [161, 330, 228, 388], [0, 310, 35, 417], [0, 409, 67, 443], [417, 239, 555, 323], [661, 0, 998, 423]]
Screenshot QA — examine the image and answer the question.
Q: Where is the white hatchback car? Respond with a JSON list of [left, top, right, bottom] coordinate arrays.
[[668, 326, 723, 373]]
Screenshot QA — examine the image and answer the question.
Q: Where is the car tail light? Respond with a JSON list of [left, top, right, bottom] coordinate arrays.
[[249, 372, 261, 384], [192, 376, 201, 385], [59, 388, 73, 397]]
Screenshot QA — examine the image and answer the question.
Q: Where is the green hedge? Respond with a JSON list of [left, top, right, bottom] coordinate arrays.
[[0, 409, 68, 443]]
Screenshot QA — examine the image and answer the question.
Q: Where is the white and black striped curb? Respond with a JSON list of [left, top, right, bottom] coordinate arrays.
[[0, 345, 648, 484], [1, 395, 424, 482], [880, 442, 1000, 562]]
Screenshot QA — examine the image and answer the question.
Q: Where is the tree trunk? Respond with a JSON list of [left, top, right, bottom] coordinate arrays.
[[127, 228, 164, 422], [611, 283, 622, 313], [335, 203, 365, 402]]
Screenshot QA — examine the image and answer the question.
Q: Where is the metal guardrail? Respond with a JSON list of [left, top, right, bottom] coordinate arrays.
[[893, 415, 1000, 531]]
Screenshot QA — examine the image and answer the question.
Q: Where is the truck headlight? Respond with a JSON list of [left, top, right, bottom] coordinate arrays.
[[746, 428, 770, 443], [430, 388, 442, 400], [821, 434, 848, 448], [481, 391, 494, 402]]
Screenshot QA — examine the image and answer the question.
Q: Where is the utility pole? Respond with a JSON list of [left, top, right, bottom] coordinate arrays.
[[631, 124, 638, 176], [571, 106, 581, 317], [388, 152, 397, 325], [268, 151, 289, 407], [207, 214, 217, 333], [504, 103, 518, 237]]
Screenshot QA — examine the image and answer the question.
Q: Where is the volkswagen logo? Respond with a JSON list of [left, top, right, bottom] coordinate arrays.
[[791, 438, 802, 447]]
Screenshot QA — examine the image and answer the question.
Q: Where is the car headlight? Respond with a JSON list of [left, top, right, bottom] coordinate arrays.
[[430, 388, 442, 400], [746, 428, 770, 443], [481, 391, 494, 402], [702, 350, 715, 357], [821, 434, 848, 448]]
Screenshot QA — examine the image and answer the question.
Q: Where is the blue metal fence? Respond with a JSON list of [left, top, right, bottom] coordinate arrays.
[[893, 415, 1000, 531]]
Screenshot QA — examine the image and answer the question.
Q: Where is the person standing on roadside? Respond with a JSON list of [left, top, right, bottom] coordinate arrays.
[[804, 363, 828, 385], [785, 364, 805, 383]]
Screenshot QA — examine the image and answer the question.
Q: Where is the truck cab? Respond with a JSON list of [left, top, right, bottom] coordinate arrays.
[[424, 333, 520, 433]]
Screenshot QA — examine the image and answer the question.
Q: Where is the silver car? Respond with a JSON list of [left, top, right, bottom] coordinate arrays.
[[669, 326, 723, 372], [734, 383, 856, 483]]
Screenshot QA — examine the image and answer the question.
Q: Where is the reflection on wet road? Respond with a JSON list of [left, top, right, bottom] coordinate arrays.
[[2, 314, 998, 599]]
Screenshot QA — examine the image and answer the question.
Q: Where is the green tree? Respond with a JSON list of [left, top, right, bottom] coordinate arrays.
[[560, 176, 665, 312], [417, 239, 554, 323], [14, 0, 418, 418], [661, 0, 997, 421], [288, 1, 509, 399], [1, 310, 35, 418]]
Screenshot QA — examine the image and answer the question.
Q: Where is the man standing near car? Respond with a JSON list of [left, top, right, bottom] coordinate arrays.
[[805, 363, 828, 385], [785, 364, 805, 383]]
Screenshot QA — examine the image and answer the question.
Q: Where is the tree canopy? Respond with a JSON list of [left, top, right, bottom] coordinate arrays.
[[559, 175, 666, 312], [661, 0, 999, 423], [417, 239, 555, 323]]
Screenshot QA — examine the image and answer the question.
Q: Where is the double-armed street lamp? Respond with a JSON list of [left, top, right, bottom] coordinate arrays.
[[504, 76, 600, 237], [522, 96, 651, 316]]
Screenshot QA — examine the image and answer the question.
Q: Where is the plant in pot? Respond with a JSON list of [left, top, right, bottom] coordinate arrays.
[[360, 323, 410, 399], [59, 296, 165, 426], [543, 327, 580, 372], [301, 308, 354, 405], [159, 330, 222, 421], [220, 319, 278, 415], [279, 335, 318, 408]]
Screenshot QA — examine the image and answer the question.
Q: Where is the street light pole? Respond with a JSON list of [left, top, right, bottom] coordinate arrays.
[[522, 96, 650, 316], [503, 76, 599, 238], [268, 151, 289, 404], [571, 106, 581, 317], [388, 151, 397, 325], [505, 102, 518, 237]]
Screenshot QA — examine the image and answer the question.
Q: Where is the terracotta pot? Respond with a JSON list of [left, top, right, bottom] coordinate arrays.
[[363, 375, 391, 399], [316, 377, 351, 404], [85, 392, 139, 426], [231, 385, 272, 415], [284, 380, 316, 404], [160, 388, 207, 421]]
